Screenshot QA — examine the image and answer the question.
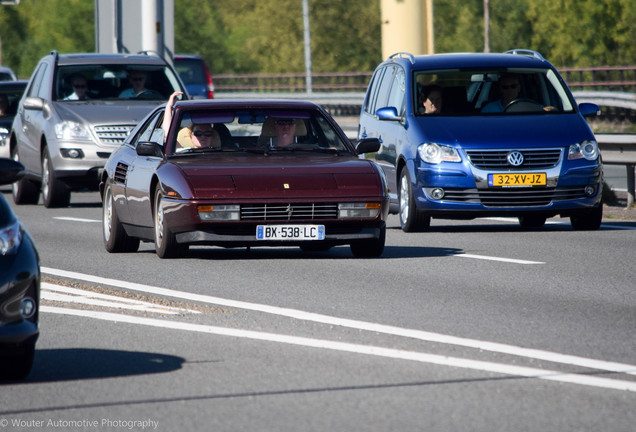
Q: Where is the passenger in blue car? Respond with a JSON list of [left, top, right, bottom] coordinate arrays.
[[419, 84, 444, 114], [481, 74, 520, 112]]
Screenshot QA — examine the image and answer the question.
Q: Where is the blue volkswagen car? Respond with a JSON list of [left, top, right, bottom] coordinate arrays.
[[358, 50, 603, 231]]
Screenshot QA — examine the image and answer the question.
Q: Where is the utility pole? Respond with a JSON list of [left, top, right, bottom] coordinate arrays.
[[484, 0, 490, 53], [302, 0, 312, 95]]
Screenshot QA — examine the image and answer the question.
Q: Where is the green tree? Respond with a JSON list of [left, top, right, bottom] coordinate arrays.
[[527, 0, 636, 66]]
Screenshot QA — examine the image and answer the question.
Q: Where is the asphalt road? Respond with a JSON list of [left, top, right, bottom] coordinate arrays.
[[1, 189, 635, 431]]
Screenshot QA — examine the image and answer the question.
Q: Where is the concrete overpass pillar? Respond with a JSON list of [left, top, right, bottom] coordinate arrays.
[[381, 0, 433, 59]]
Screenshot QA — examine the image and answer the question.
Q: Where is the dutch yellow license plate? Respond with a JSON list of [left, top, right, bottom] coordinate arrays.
[[488, 173, 546, 187]]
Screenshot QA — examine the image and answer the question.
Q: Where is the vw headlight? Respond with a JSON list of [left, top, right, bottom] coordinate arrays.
[[0, 220, 23, 256], [568, 140, 598, 161], [418, 143, 461, 164], [55, 121, 91, 141]]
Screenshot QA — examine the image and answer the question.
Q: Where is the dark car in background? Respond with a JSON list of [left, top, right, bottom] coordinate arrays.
[[0, 158, 40, 380], [359, 49, 603, 231], [174, 54, 214, 99], [0, 66, 17, 81], [101, 99, 388, 258], [0, 80, 28, 159], [10, 51, 188, 208]]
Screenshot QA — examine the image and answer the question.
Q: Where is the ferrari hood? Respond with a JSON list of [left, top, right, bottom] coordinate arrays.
[[169, 155, 382, 200]]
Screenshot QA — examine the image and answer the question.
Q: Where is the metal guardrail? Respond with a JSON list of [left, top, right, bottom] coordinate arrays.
[[597, 134, 636, 207]]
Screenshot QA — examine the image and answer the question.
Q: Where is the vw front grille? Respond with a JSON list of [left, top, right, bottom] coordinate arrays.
[[438, 186, 588, 207], [241, 203, 338, 220], [94, 125, 135, 145], [466, 149, 562, 169]]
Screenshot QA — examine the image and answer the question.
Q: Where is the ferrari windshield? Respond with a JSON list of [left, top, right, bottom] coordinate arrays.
[[171, 108, 351, 154], [414, 67, 575, 115]]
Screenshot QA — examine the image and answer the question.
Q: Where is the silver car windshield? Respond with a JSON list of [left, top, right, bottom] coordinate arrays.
[[414, 67, 575, 115], [55, 65, 182, 101]]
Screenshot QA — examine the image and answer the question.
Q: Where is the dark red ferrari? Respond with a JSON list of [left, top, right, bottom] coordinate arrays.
[[100, 100, 389, 258]]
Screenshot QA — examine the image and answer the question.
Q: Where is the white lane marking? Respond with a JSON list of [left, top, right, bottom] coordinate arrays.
[[453, 253, 544, 265], [53, 217, 100, 223], [41, 282, 200, 315], [41, 305, 636, 393], [42, 267, 636, 377]]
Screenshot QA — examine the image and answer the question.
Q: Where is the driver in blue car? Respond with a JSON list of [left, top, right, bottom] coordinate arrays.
[[481, 73, 520, 112]]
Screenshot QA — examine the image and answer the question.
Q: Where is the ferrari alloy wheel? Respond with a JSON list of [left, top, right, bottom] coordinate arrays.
[[103, 182, 139, 253], [154, 189, 185, 258]]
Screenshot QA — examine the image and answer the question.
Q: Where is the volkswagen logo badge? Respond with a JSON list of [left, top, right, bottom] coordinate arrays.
[[507, 151, 524, 166]]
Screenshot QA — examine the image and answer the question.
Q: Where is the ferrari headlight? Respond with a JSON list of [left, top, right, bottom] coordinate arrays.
[[0, 220, 23, 256], [338, 202, 381, 219], [55, 121, 91, 141], [418, 143, 461, 164], [568, 140, 598, 161], [198, 204, 240, 221]]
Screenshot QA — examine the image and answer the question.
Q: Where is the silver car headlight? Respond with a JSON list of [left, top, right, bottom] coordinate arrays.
[[55, 120, 91, 141], [418, 143, 461, 164], [0, 220, 23, 256], [0, 126, 9, 143], [568, 140, 599, 161]]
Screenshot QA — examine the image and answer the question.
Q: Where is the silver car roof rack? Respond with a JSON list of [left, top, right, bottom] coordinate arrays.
[[388, 52, 415, 64], [505, 49, 545, 61]]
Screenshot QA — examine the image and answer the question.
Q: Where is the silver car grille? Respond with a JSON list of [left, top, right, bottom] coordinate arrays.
[[466, 149, 562, 169], [94, 125, 135, 145], [241, 203, 339, 220]]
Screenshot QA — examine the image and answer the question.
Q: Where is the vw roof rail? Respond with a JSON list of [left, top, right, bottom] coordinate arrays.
[[388, 52, 415, 64], [505, 49, 545, 61]]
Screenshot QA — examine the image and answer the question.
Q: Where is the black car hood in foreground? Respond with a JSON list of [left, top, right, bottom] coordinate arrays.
[[160, 154, 383, 200]]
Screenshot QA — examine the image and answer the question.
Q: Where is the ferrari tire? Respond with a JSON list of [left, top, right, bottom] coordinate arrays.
[[350, 226, 386, 258], [103, 182, 139, 253], [154, 189, 185, 258]]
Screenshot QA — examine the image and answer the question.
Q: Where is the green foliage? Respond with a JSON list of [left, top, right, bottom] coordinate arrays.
[[1, 0, 635, 80], [0, 0, 94, 78]]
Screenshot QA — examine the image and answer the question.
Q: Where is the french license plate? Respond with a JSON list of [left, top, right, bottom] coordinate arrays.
[[256, 225, 325, 241], [489, 173, 546, 187]]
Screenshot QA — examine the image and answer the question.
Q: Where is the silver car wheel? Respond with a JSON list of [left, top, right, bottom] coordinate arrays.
[[41, 153, 50, 202], [154, 193, 164, 249]]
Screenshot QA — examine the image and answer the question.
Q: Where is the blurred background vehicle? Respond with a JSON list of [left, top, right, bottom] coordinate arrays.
[[0, 158, 40, 381], [0, 66, 17, 81], [173, 54, 214, 99], [0, 80, 28, 159]]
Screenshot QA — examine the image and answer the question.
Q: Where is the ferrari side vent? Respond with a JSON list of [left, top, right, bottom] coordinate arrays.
[[114, 162, 128, 184]]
